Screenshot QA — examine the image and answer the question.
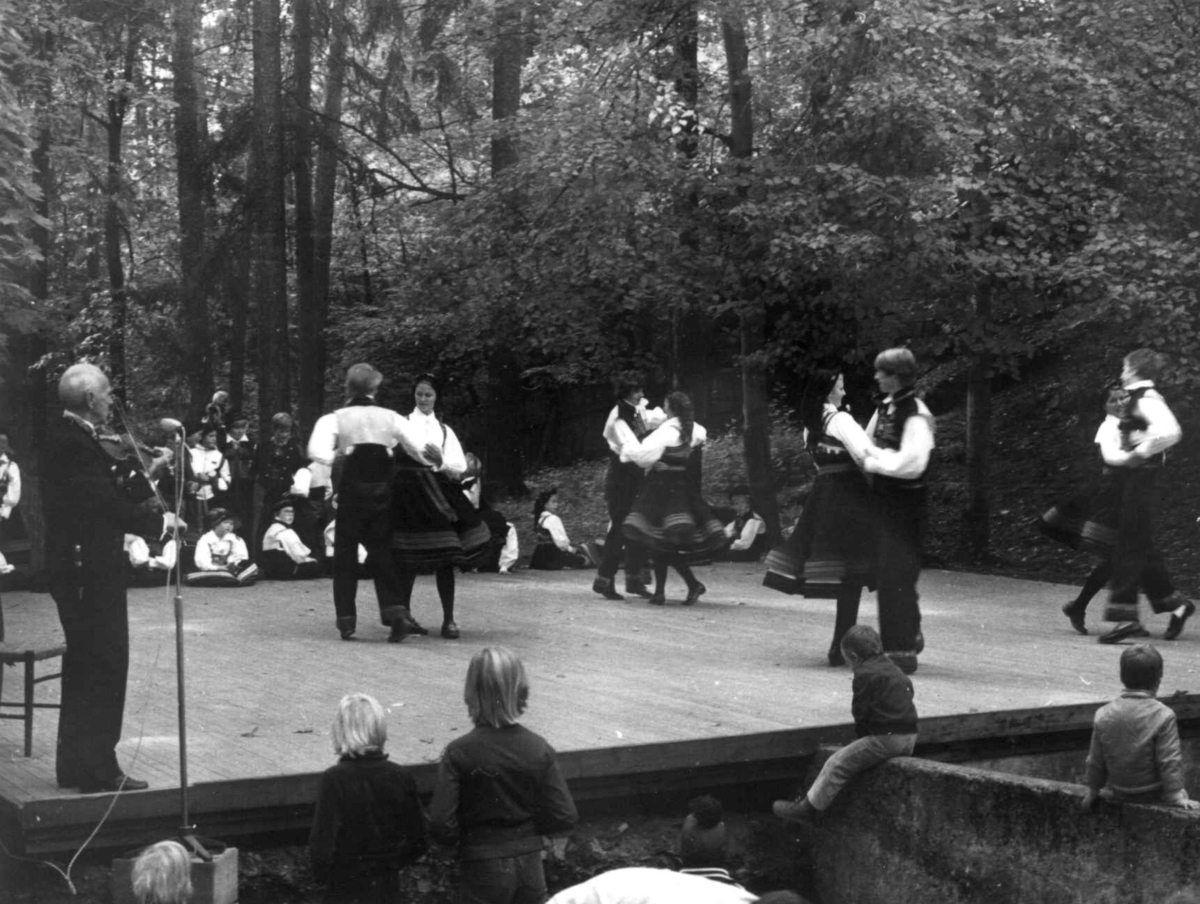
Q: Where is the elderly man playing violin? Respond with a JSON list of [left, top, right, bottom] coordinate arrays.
[[43, 363, 185, 794]]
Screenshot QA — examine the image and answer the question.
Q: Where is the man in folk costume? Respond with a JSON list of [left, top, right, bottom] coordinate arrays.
[[592, 376, 665, 600], [1098, 348, 1195, 644], [863, 348, 934, 675], [308, 363, 425, 641]]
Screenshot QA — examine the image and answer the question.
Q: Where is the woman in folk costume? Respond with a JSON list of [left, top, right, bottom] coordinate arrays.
[[390, 374, 490, 639], [763, 371, 881, 665], [621, 390, 728, 605], [1038, 386, 1127, 636]]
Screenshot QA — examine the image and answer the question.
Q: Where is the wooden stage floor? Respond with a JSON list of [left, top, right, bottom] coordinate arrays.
[[3, 562, 1198, 853]]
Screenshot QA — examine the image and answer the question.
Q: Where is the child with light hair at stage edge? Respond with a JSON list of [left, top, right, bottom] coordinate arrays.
[[131, 840, 193, 904], [309, 693, 428, 904], [1080, 644, 1199, 812], [429, 647, 577, 904], [774, 625, 918, 823]]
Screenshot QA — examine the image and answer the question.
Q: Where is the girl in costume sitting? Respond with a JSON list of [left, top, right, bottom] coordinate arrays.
[[259, 498, 323, 580], [185, 507, 258, 586], [529, 487, 593, 570]]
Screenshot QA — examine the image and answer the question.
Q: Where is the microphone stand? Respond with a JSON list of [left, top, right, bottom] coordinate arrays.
[[115, 402, 212, 862], [166, 433, 212, 861]]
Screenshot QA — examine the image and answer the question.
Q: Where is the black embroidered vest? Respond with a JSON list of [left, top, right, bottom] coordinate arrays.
[[873, 389, 929, 489]]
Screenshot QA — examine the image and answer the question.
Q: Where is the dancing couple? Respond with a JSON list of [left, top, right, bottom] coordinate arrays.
[[764, 348, 935, 674]]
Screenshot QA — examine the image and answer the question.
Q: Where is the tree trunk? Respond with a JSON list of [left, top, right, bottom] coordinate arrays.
[[309, 0, 348, 412], [483, 0, 528, 495], [172, 0, 214, 420], [251, 0, 291, 433], [722, 9, 779, 543], [293, 0, 320, 428], [963, 283, 992, 559], [24, 50, 55, 573], [104, 29, 139, 402], [490, 0, 522, 176], [227, 235, 251, 415]]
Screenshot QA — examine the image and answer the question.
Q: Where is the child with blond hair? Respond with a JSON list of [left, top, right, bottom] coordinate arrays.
[[429, 647, 577, 904], [309, 693, 428, 903], [131, 840, 193, 904]]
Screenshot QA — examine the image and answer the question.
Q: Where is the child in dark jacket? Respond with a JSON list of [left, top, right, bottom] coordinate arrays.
[[773, 625, 918, 821], [429, 647, 578, 904], [309, 693, 428, 903]]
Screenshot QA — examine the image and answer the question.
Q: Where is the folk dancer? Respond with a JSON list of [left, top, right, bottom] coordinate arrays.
[[1098, 349, 1194, 644], [308, 363, 426, 641], [592, 375, 665, 600], [862, 348, 934, 675]]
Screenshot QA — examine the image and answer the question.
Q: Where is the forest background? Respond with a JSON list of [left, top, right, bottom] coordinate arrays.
[[1, 0, 1199, 572]]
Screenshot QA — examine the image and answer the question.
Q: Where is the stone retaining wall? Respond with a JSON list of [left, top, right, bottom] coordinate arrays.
[[802, 750, 1200, 904]]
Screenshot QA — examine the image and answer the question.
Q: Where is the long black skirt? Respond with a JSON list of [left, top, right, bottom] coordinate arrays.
[[390, 459, 491, 574], [763, 464, 876, 597], [622, 470, 728, 558], [1038, 470, 1119, 557]]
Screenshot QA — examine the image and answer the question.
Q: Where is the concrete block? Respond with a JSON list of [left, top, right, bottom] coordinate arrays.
[[112, 845, 238, 904]]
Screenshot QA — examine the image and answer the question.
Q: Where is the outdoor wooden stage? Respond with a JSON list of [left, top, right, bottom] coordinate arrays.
[[3, 563, 1198, 855]]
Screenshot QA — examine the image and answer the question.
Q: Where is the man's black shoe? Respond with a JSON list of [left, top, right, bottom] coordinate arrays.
[[1097, 622, 1149, 644], [593, 577, 624, 600], [79, 773, 149, 794], [624, 580, 653, 598], [1062, 602, 1088, 636], [1165, 601, 1196, 641]]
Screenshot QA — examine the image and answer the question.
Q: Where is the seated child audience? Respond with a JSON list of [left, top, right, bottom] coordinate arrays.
[[309, 693, 428, 904], [715, 488, 767, 562], [529, 488, 594, 570], [429, 647, 577, 904], [1081, 643, 1200, 811], [130, 840, 193, 904], [773, 625, 917, 822], [462, 452, 519, 574], [185, 508, 258, 586], [259, 498, 323, 580], [125, 531, 179, 587]]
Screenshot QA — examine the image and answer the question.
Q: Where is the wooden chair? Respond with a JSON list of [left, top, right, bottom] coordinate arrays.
[[0, 594, 66, 757]]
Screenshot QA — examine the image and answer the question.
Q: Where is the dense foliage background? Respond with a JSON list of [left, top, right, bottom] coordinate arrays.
[[1, 0, 1198, 564]]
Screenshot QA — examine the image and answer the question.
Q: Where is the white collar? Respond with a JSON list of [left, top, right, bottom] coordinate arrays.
[[411, 409, 438, 422], [63, 410, 98, 437], [1123, 379, 1154, 391]]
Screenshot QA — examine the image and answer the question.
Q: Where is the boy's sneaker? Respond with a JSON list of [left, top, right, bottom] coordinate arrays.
[[773, 796, 817, 823]]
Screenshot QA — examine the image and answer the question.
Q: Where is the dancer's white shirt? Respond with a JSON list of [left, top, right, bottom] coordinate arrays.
[[546, 868, 757, 904]]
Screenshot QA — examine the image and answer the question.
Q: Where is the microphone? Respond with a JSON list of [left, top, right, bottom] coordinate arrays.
[[160, 417, 185, 434]]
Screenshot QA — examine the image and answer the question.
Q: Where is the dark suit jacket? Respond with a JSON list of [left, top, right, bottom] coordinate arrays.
[[43, 415, 164, 576]]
